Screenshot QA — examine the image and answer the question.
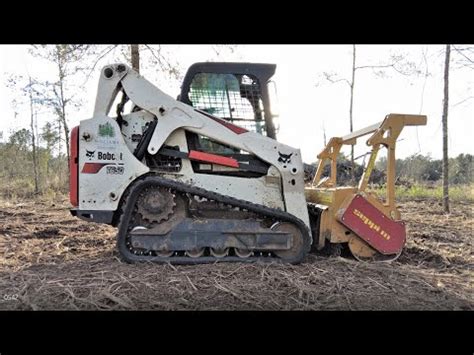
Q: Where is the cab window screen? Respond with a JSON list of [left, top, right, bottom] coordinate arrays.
[[188, 73, 267, 135]]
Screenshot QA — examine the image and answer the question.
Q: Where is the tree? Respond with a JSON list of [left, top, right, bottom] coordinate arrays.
[[318, 45, 421, 183], [29, 45, 91, 168], [6, 74, 41, 193], [41, 121, 60, 155], [4, 129, 33, 182], [8, 128, 31, 151], [131, 44, 140, 73], [442, 44, 451, 213], [450, 154, 473, 185], [40, 121, 61, 175], [428, 44, 473, 211], [28, 76, 39, 194], [403, 45, 472, 209], [85, 45, 181, 84]]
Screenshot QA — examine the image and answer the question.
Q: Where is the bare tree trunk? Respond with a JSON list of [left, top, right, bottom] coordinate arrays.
[[57, 120, 61, 155], [58, 73, 70, 170], [131, 45, 140, 73], [62, 111, 70, 165], [349, 44, 356, 183], [442, 44, 450, 213], [29, 77, 39, 194]]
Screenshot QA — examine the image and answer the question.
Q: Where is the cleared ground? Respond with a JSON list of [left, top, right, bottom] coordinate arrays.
[[0, 196, 472, 310]]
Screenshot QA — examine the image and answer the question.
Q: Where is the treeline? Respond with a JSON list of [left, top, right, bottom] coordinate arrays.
[[311, 152, 473, 186], [1, 126, 472, 199], [377, 153, 473, 185], [0, 126, 68, 198]]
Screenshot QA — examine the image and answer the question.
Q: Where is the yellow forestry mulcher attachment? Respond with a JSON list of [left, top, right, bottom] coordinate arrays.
[[305, 114, 427, 262]]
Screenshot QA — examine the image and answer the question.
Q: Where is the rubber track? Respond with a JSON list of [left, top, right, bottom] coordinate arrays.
[[116, 174, 312, 265]]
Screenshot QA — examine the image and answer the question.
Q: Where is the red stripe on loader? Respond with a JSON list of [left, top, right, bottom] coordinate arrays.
[[197, 109, 249, 135], [81, 163, 109, 174], [188, 150, 239, 168], [207, 115, 249, 135]]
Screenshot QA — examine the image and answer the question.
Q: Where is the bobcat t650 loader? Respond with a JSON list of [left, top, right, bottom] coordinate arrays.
[[69, 63, 426, 264]]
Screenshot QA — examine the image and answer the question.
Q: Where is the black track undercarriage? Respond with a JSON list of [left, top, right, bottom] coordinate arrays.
[[116, 175, 311, 264]]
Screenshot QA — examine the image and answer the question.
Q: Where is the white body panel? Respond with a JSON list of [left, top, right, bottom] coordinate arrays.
[[78, 115, 149, 210]]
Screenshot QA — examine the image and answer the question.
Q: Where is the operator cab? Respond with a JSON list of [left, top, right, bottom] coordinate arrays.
[[176, 62, 279, 174], [179, 62, 279, 139]]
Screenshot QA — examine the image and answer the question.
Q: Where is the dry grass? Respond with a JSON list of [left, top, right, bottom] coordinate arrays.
[[0, 196, 472, 310]]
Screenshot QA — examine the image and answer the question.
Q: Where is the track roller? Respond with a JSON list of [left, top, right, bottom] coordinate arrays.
[[235, 248, 253, 258], [185, 248, 205, 258], [210, 248, 229, 258]]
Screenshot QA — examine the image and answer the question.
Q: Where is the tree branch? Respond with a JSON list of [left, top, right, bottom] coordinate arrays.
[[452, 45, 474, 64], [322, 72, 351, 86], [82, 45, 117, 85], [144, 44, 164, 65], [354, 63, 398, 70], [452, 96, 474, 107], [144, 45, 180, 79]]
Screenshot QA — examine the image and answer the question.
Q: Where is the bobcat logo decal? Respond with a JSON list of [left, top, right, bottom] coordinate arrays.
[[278, 151, 293, 164], [86, 150, 95, 160]]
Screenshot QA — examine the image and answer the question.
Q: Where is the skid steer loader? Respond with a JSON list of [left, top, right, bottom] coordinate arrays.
[[69, 62, 426, 264]]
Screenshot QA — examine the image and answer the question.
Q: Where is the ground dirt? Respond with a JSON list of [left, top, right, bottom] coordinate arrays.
[[0, 197, 472, 310]]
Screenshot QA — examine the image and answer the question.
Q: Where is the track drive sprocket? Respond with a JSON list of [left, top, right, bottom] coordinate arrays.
[[136, 186, 175, 223]]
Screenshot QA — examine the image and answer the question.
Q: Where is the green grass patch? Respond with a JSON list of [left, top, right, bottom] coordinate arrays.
[[370, 183, 474, 202]]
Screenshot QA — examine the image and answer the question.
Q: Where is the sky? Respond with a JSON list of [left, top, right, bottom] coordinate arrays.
[[0, 45, 472, 164]]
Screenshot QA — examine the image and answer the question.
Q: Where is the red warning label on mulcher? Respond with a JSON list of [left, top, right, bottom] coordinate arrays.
[[338, 194, 406, 255]]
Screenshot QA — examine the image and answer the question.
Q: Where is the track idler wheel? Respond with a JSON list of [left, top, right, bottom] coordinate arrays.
[[271, 222, 306, 262], [348, 236, 401, 262]]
